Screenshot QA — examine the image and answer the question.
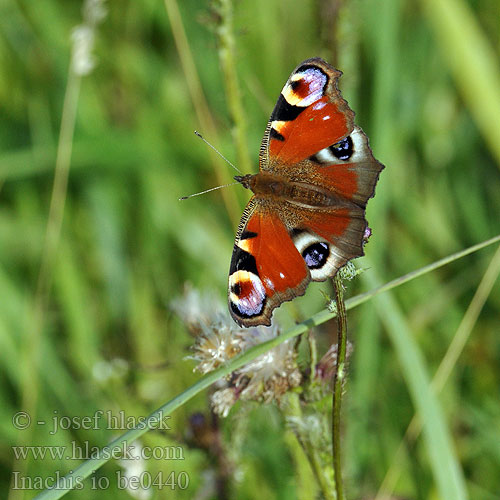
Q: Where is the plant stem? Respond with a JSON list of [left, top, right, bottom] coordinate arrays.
[[332, 273, 347, 500], [213, 0, 252, 174], [12, 35, 82, 500], [285, 393, 336, 500], [163, 0, 241, 223]]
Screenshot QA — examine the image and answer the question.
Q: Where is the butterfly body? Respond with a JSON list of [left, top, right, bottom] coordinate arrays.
[[235, 173, 339, 208], [228, 58, 384, 327]]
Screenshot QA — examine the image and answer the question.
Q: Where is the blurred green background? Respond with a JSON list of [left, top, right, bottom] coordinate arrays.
[[1, 0, 500, 498]]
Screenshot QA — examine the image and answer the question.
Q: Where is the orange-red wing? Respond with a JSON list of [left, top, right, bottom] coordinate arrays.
[[228, 202, 309, 327], [269, 97, 351, 165], [260, 58, 354, 169]]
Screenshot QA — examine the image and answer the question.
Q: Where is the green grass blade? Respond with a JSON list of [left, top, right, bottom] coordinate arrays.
[[420, 0, 500, 166], [364, 266, 468, 500]]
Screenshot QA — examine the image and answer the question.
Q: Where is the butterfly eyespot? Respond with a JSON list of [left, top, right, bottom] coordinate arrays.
[[302, 242, 330, 269], [330, 136, 354, 161], [229, 271, 266, 319]]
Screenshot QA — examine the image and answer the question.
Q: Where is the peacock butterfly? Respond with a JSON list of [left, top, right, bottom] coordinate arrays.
[[228, 58, 384, 327]]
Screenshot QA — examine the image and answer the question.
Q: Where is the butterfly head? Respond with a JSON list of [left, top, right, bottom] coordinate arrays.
[[234, 174, 254, 190]]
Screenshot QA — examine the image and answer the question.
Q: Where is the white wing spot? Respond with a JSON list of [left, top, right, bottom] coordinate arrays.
[[314, 148, 337, 164], [312, 100, 326, 110], [264, 277, 275, 291]]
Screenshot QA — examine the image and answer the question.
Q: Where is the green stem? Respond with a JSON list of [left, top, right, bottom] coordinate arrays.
[[332, 274, 347, 500], [308, 330, 318, 381], [13, 46, 82, 500], [285, 393, 335, 500], [163, 0, 241, 223], [213, 0, 252, 174]]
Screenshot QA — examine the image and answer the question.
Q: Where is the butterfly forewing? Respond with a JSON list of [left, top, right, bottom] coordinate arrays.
[[260, 58, 355, 169], [229, 200, 309, 327]]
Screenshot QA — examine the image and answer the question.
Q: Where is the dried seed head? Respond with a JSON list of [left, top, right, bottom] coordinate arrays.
[[70, 0, 107, 76], [175, 287, 302, 417], [189, 317, 243, 374], [210, 327, 302, 415]]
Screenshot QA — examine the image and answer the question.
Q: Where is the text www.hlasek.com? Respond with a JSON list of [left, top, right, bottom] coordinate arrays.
[[12, 441, 184, 461]]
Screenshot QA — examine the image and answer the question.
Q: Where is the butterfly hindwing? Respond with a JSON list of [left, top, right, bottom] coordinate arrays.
[[288, 203, 367, 282], [228, 198, 367, 327]]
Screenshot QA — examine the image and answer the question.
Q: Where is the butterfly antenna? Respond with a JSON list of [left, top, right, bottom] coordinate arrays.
[[179, 181, 240, 201], [194, 130, 242, 174]]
